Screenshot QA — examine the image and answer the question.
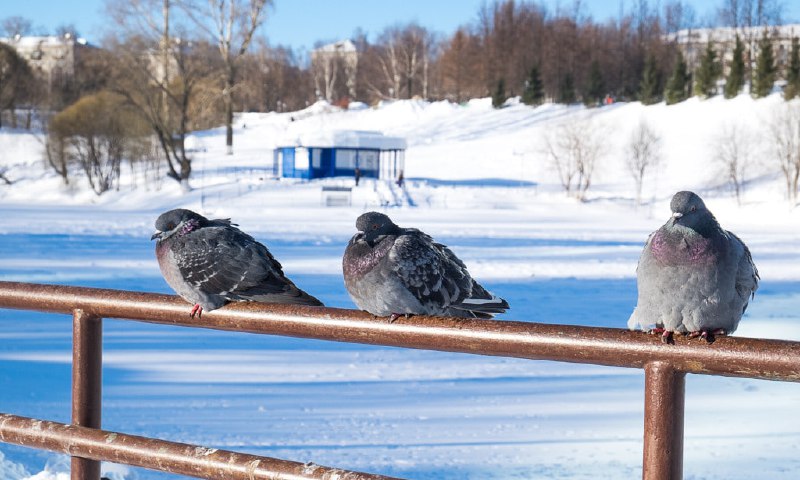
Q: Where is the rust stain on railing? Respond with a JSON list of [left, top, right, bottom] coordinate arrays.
[[0, 280, 798, 480]]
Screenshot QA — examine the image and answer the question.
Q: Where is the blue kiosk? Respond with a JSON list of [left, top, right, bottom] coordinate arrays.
[[275, 130, 406, 181]]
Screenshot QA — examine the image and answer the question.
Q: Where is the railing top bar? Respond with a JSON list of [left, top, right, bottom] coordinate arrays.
[[0, 412, 401, 480], [0, 281, 798, 382]]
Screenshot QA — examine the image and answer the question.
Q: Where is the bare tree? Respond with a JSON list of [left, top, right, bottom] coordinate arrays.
[[49, 92, 151, 195], [663, 0, 696, 34], [105, 0, 220, 188], [1, 16, 32, 37], [439, 27, 483, 102], [718, 0, 743, 29], [718, 0, 784, 84], [769, 103, 800, 205], [44, 129, 71, 185], [180, 0, 271, 154], [109, 36, 219, 188], [626, 119, 662, 205], [713, 122, 754, 205], [365, 23, 435, 100], [371, 29, 402, 99], [310, 40, 356, 103], [312, 44, 339, 102], [55, 23, 81, 39], [0, 42, 34, 129], [543, 116, 607, 201], [239, 40, 312, 112]]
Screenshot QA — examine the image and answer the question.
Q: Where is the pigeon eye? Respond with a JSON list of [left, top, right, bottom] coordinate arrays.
[[372, 224, 379, 230], [690, 206, 697, 213]]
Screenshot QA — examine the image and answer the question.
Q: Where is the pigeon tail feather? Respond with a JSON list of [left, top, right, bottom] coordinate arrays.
[[450, 295, 510, 315], [232, 288, 324, 307]]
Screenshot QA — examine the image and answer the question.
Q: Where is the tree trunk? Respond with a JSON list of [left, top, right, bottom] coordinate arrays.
[[225, 71, 234, 155]]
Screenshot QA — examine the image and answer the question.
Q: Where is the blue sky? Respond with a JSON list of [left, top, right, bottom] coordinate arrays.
[[2, 0, 799, 50]]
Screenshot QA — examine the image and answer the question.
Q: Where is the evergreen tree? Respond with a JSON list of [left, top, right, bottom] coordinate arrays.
[[521, 66, 544, 106], [664, 52, 689, 105], [584, 60, 605, 106], [725, 35, 745, 99], [694, 42, 721, 98], [785, 37, 800, 100], [559, 73, 576, 104], [492, 78, 507, 108], [753, 33, 776, 98], [639, 54, 661, 105]]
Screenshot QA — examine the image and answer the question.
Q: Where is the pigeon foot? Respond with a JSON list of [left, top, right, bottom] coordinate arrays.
[[687, 328, 727, 343], [388, 313, 412, 324], [647, 327, 674, 344], [189, 304, 203, 319]]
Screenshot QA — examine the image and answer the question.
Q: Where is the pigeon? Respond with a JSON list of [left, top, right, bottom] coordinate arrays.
[[343, 211, 509, 320], [628, 191, 759, 343], [152, 208, 322, 317]]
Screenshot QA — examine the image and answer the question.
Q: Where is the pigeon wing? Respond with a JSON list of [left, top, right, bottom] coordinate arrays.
[[173, 227, 322, 306], [389, 231, 472, 313], [730, 232, 759, 314], [434, 239, 508, 317]]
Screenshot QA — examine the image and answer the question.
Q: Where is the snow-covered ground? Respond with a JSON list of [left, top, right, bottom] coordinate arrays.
[[1, 94, 800, 479]]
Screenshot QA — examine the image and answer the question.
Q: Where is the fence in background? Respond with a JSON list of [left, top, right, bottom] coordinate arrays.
[[0, 281, 797, 480]]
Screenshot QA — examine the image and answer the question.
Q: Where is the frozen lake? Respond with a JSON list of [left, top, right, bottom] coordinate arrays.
[[1, 232, 799, 479]]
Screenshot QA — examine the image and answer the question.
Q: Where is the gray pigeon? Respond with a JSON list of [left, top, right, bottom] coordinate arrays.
[[343, 211, 509, 320], [628, 191, 759, 342], [152, 208, 322, 317]]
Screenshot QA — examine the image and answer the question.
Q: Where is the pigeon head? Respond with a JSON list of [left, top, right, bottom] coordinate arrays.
[[668, 191, 719, 235], [356, 211, 400, 246], [151, 209, 208, 241]]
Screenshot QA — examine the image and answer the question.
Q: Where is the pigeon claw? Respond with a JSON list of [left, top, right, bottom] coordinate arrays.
[[189, 304, 203, 319], [688, 328, 727, 343], [646, 327, 674, 344], [388, 313, 412, 324]]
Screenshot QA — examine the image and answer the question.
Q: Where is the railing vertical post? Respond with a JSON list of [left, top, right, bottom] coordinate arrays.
[[71, 309, 102, 480], [642, 361, 685, 480]]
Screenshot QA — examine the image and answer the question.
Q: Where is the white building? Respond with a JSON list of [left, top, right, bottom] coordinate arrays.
[[0, 34, 92, 84]]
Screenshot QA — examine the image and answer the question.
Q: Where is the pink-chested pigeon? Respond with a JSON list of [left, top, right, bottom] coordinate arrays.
[[628, 191, 759, 343], [343, 211, 509, 321], [152, 208, 322, 317]]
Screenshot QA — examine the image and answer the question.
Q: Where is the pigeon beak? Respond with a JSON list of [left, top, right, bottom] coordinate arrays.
[[151, 231, 162, 241], [672, 212, 683, 219], [364, 230, 382, 247]]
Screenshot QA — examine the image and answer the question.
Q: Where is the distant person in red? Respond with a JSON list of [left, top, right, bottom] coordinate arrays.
[[604, 94, 614, 105], [354, 167, 361, 186], [396, 170, 404, 188]]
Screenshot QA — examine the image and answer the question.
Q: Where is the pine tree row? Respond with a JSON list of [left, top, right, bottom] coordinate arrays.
[[657, 34, 800, 106]]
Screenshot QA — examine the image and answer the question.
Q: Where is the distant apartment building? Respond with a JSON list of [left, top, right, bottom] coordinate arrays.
[[0, 34, 93, 85], [668, 24, 800, 84], [311, 39, 358, 103]]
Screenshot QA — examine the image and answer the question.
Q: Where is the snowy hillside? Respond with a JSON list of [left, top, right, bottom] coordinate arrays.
[[1, 95, 800, 480], [2, 94, 800, 219]]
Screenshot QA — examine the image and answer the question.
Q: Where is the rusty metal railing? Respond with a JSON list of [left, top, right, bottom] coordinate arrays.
[[0, 281, 798, 480]]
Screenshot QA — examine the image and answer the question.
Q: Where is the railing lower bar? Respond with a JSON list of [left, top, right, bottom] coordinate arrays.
[[0, 282, 797, 382], [71, 309, 103, 480], [0, 413, 402, 480], [642, 362, 685, 480]]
